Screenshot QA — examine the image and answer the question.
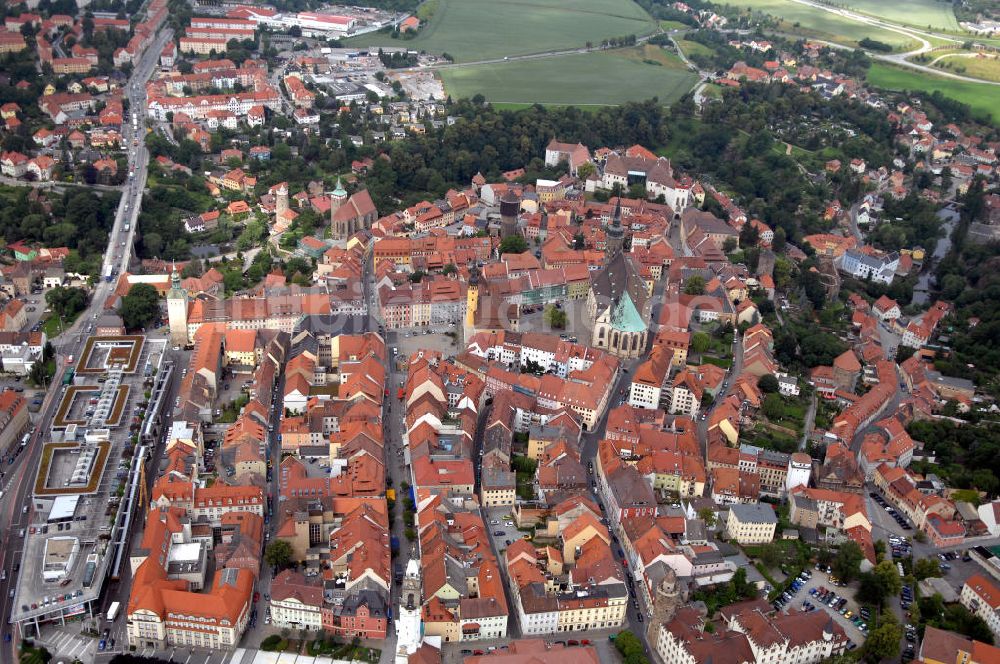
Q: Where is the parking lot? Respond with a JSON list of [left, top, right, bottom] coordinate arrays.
[[483, 507, 521, 556], [868, 490, 915, 535], [775, 568, 869, 647], [517, 298, 589, 339], [392, 327, 465, 360]]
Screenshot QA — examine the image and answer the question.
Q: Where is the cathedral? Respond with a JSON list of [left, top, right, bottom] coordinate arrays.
[[330, 178, 378, 241], [586, 200, 650, 359]]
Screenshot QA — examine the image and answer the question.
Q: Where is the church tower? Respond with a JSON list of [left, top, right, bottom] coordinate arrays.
[[465, 265, 480, 330], [166, 263, 189, 346], [606, 197, 624, 263], [330, 177, 350, 240], [394, 559, 424, 664], [331, 177, 348, 216]]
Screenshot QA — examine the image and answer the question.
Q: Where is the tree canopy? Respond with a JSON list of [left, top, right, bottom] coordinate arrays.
[[264, 540, 294, 569], [857, 560, 902, 608], [45, 286, 89, 322], [499, 234, 528, 254], [544, 305, 568, 330], [863, 614, 902, 662], [757, 374, 780, 394], [684, 275, 706, 295], [832, 541, 864, 584], [119, 284, 161, 330]]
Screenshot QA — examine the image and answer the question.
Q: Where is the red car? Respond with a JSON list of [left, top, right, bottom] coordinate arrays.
[[254, 592, 260, 602]]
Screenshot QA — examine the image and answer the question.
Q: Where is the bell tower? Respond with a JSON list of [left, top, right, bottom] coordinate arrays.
[[465, 265, 480, 331], [330, 177, 349, 238], [606, 197, 624, 263], [166, 262, 189, 346]]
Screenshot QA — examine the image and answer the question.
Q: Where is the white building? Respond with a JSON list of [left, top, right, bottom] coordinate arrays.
[[269, 570, 323, 631], [628, 378, 663, 410], [725, 503, 777, 545], [775, 372, 800, 397], [961, 575, 1000, 643], [839, 249, 899, 285], [978, 501, 1000, 537], [785, 452, 812, 493], [394, 560, 424, 664], [514, 596, 559, 636]]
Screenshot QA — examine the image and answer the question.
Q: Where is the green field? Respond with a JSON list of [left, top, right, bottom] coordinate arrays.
[[347, 0, 657, 63], [676, 38, 715, 59], [727, 0, 920, 50], [659, 19, 689, 30], [439, 46, 698, 106], [932, 53, 1000, 83], [867, 62, 1000, 124], [839, 0, 959, 31]]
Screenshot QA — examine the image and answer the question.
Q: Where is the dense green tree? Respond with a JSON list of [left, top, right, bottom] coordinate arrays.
[[119, 284, 160, 330], [45, 286, 89, 322], [757, 374, 780, 394], [684, 275, 706, 295], [691, 332, 711, 354], [863, 617, 902, 662], [544, 305, 568, 330], [857, 560, 902, 608], [180, 259, 204, 279], [832, 541, 864, 583], [913, 557, 942, 581], [499, 235, 528, 254], [264, 540, 294, 569]]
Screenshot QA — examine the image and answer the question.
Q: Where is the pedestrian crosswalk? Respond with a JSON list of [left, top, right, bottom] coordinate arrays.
[[39, 626, 95, 661], [39, 627, 371, 664]]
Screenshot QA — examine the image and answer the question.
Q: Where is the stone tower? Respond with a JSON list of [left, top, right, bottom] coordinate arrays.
[[166, 262, 189, 346], [606, 197, 624, 263], [275, 182, 289, 218], [499, 189, 520, 239], [538, 205, 549, 243], [647, 567, 684, 644]]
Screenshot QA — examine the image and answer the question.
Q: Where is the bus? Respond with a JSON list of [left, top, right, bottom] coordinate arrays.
[[106, 601, 121, 622], [63, 368, 75, 386]]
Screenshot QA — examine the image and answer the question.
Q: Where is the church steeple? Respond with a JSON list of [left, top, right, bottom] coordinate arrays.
[[606, 197, 624, 262], [168, 260, 183, 294], [167, 260, 189, 347]]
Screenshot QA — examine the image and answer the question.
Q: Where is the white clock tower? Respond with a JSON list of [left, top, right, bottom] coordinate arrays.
[[166, 263, 189, 346]]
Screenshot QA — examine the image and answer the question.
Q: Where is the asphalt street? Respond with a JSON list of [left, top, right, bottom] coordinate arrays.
[[0, 16, 174, 663]]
